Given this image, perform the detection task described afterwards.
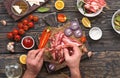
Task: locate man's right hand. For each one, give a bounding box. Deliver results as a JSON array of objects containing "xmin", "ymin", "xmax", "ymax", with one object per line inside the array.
[{"xmin": 63, "ymin": 38, "xmax": 82, "ymax": 78}]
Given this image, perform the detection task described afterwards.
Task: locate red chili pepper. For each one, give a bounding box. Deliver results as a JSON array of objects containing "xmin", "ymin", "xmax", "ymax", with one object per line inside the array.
[{"xmin": 38, "ymin": 28, "xmax": 51, "ymax": 49}]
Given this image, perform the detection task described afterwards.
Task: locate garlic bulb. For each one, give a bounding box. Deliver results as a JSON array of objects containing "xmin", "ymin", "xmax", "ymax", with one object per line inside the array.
[
  {"xmin": 0, "ymin": 20, "xmax": 7, "ymax": 26},
  {"xmin": 7, "ymin": 42, "xmax": 15, "ymax": 52}
]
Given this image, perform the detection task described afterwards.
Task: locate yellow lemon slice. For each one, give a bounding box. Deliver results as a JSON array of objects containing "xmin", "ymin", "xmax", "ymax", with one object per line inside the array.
[
  {"xmin": 19, "ymin": 54, "xmax": 27, "ymax": 64},
  {"xmin": 55, "ymin": 0, "xmax": 65, "ymax": 10},
  {"xmin": 82, "ymin": 17, "xmax": 91, "ymax": 28}
]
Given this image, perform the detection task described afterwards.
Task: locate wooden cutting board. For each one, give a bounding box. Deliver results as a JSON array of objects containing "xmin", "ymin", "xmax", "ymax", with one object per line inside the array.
[
  {"xmin": 42, "ymin": 20, "xmax": 92, "ymax": 73},
  {"xmin": 4, "ymin": 0, "xmax": 49, "ymax": 21}
]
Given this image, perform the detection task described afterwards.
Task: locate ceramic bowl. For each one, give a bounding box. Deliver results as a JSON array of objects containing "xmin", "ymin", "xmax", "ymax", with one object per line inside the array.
[
  {"xmin": 77, "ymin": 0, "xmax": 103, "ymax": 17},
  {"xmin": 111, "ymin": 9, "xmax": 120, "ymax": 34},
  {"xmin": 89, "ymin": 27, "xmax": 102, "ymax": 40},
  {"xmin": 21, "ymin": 36, "xmax": 35, "ymax": 49}
]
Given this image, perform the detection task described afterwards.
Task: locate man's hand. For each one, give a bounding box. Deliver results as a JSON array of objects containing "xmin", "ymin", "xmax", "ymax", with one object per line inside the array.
[
  {"xmin": 63, "ymin": 39, "xmax": 82, "ymax": 78},
  {"xmin": 23, "ymin": 49, "xmax": 44, "ymax": 78}
]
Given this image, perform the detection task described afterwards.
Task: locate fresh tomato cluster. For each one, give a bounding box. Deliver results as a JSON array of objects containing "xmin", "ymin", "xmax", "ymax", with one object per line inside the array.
[{"xmin": 7, "ymin": 15, "xmax": 39, "ymax": 41}]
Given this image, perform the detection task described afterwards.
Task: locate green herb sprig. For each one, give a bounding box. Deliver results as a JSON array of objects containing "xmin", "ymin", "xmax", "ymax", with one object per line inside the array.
[{"xmin": 37, "ymin": 7, "xmax": 50, "ymax": 13}]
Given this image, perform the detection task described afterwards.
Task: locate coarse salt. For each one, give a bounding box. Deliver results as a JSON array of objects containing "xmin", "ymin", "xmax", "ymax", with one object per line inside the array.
[{"xmin": 89, "ymin": 27, "xmax": 102, "ymax": 40}]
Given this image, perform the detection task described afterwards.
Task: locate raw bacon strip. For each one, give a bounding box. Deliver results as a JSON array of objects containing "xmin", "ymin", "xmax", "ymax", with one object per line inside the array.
[
  {"xmin": 52, "ymin": 52, "xmax": 56, "ymax": 60},
  {"xmin": 84, "ymin": 0, "xmax": 106, "ymax": 13},
  {"xmin": 63, "ymin": 36, "xmax": 82, "ymax": 47},
  {"xmin": 98, "ymin": 0, "xmax": 106, "ymax": 7},
  {"xmin": 59, "ymin": 57, "xmax": 65, "ymax": 64},
  {"xmin": 48, "ymin": 32, "xmax": 82, "ymax": 63},
  {"xmin": 60, "ymin": 48, "xmax": 64, "ymax": 58}
]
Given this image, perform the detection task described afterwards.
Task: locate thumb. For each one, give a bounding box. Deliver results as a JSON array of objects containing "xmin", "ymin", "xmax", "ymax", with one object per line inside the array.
[{"xmin": 63, "ymin": 48, "xmax": 70, "ymax": 60}]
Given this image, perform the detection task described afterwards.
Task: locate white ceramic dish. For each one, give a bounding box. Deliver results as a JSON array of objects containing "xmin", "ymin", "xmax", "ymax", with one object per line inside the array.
[
  {"xmin": 77, "ymin": 0, "xmax": 103, "ymax": 17},
  {"xmin": 111, "ymin": 9, "xmax": 120, "ymax": 34},
  {"xmin": 21, "ymin": 36, "xmax": 35, "ymax": 49},
  {"xmin": 89, "ymin": 27, "xmax": 102, "ymax": 40}
]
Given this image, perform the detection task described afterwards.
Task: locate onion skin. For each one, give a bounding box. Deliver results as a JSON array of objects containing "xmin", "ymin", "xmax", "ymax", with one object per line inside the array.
[{"xmin": 64, "ymin": 28, "xmax": 73, "ymax": 37}]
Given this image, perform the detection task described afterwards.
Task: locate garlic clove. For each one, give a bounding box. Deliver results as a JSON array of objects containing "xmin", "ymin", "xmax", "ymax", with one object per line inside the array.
[
  {"xmin": 87, "ymin": 51, "xmax": 93, "ymax": 57},
  {"xmin": 0, "ymin": 20, "xmax": 7, "ymax": 26},
  {"xmin": 7, "ymin": 42, "xmax": 15, "ymax": 52}
]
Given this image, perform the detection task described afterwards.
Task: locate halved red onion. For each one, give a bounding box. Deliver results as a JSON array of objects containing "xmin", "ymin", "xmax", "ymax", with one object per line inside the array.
[
  {"xmin": 64, "ymin": 28, "xmax": 73, "ymax": 37},
  {"xmin": 70, "ymin": 21, "xmax": 79, "ymax": 30},
  {"xmin": 48, "ymin": 63, "xmax": 55, "ymax": 71},
  {"xmin": 74, "ymin": 29, "xmax": 82, "ymax": 38}
]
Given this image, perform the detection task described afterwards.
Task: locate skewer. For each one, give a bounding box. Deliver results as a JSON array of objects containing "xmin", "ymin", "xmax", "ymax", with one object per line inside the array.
[{"xmin": 105, "ymin": 5, "xmax": 110, "ymax": 10}]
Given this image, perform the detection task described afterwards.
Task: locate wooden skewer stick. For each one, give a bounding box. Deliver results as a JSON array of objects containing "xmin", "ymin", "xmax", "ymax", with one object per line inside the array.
[
  {"xmin": 102, "ymin": 11, "xmax": 106, "ymax": 13},
  {"xmin": 105, "ymin": 5, "xmax": 110, "ymax": 10}
]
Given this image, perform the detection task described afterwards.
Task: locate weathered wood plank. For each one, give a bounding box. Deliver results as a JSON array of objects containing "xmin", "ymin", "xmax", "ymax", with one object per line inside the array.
[
  {"xmin": 0, "ymin": 2, "xmax": 120, "ymax": 53},
  {"xmin": 1, "ymin": 29, "xmax": 120, "ymax": 53},
  {"xmin": 0, "ymin": 11, "xmax": 117, "ymax": 32},
  {"xmin": 0, "ymin": 52, "xmax": 120, "ymax": 78},
  {"xmin": 0, "ymin": 29, "xmax": 120, "ymax": 53},
  {"xmin": 0, "ymin": 0, "xmax": 120, "ymax": 78}
]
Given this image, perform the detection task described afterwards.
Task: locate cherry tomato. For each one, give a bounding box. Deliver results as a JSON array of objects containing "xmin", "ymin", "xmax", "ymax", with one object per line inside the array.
[
  {"xmin": 23, "ymin": 25, "xmax": 29, "ymax": 31},
  {"xmin": 57, "ymin": 14, "xmax": 67, "ymax": 23},
  {"xmin": 28, "ymin": 22, "xmax": 34, "ymax": 28},
  {"xmin": 28, "ymin": 15, "xmax": 34, "ymax": 21},
  {"xmin": 33, "ymin": 16, "xmax": 39, "ymax": 22},
  {"xmin": 22, "ymin": 19, "xmax": 28, "ymax": 25},
  {"xmin": 17, "ymin": 22, "xmax": 23, "ymax": 29},
  {"xmin": 80, "ymin": 36, "xmax": 87, "ymax": 43},
  {"xmin": 19, "ymin": 29, "xmax": 25, "ymax": 35},
  {"xmin": 14, "ymin": 35, "xmax": 21, "ymax": 42},
  {"xmin": 7, "ymin": 32, "xmax": 13, "ymax": 39},
  {"xmin": 12, "ymin": 29, "xmax": 19, "ymax": 35}
]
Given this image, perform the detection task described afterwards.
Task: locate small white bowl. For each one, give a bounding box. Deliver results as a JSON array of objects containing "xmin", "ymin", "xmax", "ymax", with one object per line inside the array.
[
  {"xmin": 21, "ymin": 36, "xmax": 35, "ymax": 49},
  {"xmin": 77, "ymin": 0, "xmax": 103, "ymax": 17},
  {"xmin": 112, "ymin": 9, "xmax": 120, "ymax": 34},
  {"xmin": 89, "ymin": 27, "xmax": 102, "ymax": 40}
]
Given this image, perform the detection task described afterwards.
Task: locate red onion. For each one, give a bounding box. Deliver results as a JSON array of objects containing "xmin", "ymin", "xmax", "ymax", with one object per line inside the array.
[
  {"xmin": 64, "ymin": 28, "xmax": 73, "ymax": 37},
  {"xmin": 70, "ymin": 21, "xmax": 79, "ymax": 30},
  {"xmin": 48, "ymin": 63, "xmax": 55, "ymax": 71},
  {"xmin": 74, "ymin": 29, "xmax": 82, "ymax": 38}
]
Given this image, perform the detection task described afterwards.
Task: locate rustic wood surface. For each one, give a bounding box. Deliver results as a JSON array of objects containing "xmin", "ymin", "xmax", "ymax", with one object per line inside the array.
[{"xmin": 0, "ymin": 0, "xmax": 120, "ymax": 78}]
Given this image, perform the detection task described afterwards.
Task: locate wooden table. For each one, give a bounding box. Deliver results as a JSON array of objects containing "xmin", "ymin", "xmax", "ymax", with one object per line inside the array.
[{"xmin": 0, "ymin": 0, "xmax": 120, "ymax": 78}]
